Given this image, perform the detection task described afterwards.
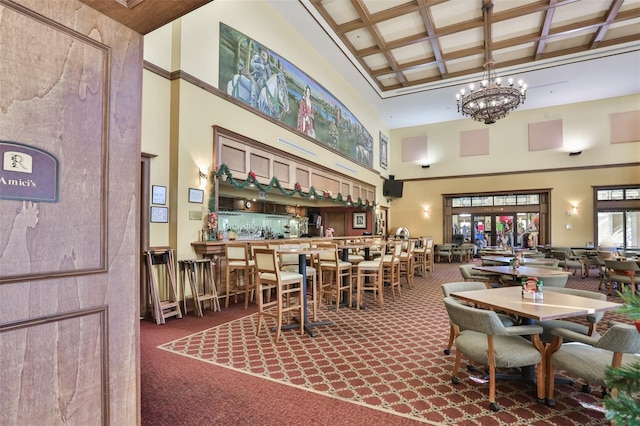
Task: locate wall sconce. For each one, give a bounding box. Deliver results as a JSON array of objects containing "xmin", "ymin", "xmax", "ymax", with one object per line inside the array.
[
  {"xmin": 423, "ymin": 207, "xmax": 430, "ymax": 216},
  {"xmin": 566, "ymin": 203, "xmax": 578, "ymax": 216},
  {"xmin": 199, "ymin": 168, "xmax": 208, "ymax": 189}
]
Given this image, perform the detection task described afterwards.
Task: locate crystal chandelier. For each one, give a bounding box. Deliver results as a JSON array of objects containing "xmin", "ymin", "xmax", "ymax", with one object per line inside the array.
[{"xmin": 456, "ymin": 2, "xmax": 527, "ymax": 124}]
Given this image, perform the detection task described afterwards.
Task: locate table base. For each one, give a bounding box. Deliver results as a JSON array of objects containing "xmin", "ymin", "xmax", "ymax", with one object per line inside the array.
[{"xmin": 273, "ymin": 318, "xmax": 334, "ymax": 338}]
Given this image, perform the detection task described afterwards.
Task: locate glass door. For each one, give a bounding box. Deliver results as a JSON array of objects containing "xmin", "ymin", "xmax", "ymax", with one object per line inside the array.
[{"xmin": 472, "ymin": 215, "xmax": 492, "ymax": 249}]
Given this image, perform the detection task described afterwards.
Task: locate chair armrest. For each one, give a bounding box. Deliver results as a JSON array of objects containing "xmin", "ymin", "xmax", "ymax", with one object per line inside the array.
[
  {"xmin": 551, "ymin": 327, "xmax": 599, "ymax": 345},
  {"xmin": 505, "ymin": 325, "xmax": 543, "ymax": 336}
]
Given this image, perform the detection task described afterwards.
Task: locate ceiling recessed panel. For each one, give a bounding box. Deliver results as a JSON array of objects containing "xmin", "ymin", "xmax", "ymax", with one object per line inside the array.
[
  {"xmin": 545, "ymin": 32, "xmax": 597, "ymax": 53},
  {"xmin": 345, "ymin": 27, "xmax": 377, "ymax": 50},
  {"xmin": 321, "ymin": 0, "xmax": 359, "ymax": 25},
  {"xmin": 391, "ymin": 41, "xmax": 433, "ymax": 64},
  {"xmin": 361, "ymin": 0, "xmax": 410, "ymax": 15},
  {"xmin": 551, "ymin": 1, "xmax": 610, "ymax": 27},
  {"xmin": 375, "ymin": 11, "xmax": 425, "ymax": 44},
  {"xmin": 429, "ymin": 1, "xmax": 480, "ymax": 28},
  {"xmin": 362, "ymin": 52, "xmax": 391, "ymax": 70},
  {"xmin": 493, "ymin": 14, "xmax": 542, "ymax": 42},
  {"xmin": 439, "ymin": 27, "xmax": 483, "ymax": 53}
]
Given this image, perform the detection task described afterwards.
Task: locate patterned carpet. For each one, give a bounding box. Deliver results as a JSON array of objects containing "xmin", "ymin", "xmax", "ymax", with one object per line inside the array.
[{"xmin": 158, "ymin": 261, "xmax": 626, "ymax": 425}]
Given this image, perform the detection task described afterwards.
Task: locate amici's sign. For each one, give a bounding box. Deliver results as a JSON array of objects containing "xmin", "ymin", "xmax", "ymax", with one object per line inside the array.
[{"xmin": 0, "ymin": 141, "xmax": 59, "ymax": 202}]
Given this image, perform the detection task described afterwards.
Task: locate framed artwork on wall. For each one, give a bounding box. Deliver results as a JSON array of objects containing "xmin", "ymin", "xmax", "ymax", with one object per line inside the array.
[
  {"xmin": 379, "ymin": 132, "xmax": 388, "ymax": 170},
  {"xmin": 150, "ymin": 206, "xmax": 168, "ymax": 223},
  {"xmin": 188, "ymin": 188, "xmax": 204, "ymax": 204},
  {"xmin": 353, "ymin": 212, "xmax": 366, "ymax": 229},
  {"xmin": 152, "ymin": 185, "xmax": 166, "ymax": 205}
]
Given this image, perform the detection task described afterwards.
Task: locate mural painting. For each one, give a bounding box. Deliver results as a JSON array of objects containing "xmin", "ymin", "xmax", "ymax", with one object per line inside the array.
[{"xmin": 219, "ymin": 23, "xmax": 374, "ymax": 169}]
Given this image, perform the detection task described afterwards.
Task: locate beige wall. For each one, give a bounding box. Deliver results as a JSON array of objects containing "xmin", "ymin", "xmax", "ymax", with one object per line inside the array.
[
  {"xmin": 387, "ymin": 94, "xmax": 640, "ymax": 245},
  {"xmin": 389, "ymin": 95, "xmax": 640, "ymax": 179},
  {"xmin": 389, "ymin": 165, "xmax": 639, "ymax": 246}
]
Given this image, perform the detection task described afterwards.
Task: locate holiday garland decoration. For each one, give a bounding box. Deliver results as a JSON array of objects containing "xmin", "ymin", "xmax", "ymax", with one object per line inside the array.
[{"xmin": 207, "ymin": 163, "xmax": 376, "ymax": 212}]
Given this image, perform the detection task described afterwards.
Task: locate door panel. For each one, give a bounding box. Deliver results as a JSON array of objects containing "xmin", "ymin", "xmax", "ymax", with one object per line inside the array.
[{"xmin": 0, "ymin": 1, "xmax": 142, "ymax": 424}]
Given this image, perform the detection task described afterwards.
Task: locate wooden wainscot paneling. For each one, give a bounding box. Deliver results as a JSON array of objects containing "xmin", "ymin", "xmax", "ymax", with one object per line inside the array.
[
  {"xmin": 249, "ymin": 149, "xmax": 270, "ymax": 181},
  {"xmin": 296, "ymin": 167, "xmax": 310, "ymax": 191},
  {"xmin": 311, "ymin": 172, "xmax": 341, "ymax": 195},
  {"xmin": 273, "ymin": 159, "xmax": 291, "ymax": 187},
  {"xmin": 213, "ymin": 126, "xmax": 376, "ymax": 202},
  {"xmin": 219, "ymin": 136, "xmax": 247, "ymax": 176},
  {"xmin": 341, "ymin": 182, "xmax": 350, "ymax": 197}
]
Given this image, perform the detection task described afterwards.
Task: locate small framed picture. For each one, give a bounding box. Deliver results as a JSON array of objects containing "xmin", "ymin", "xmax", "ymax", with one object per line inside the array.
[
  {"xmin": 150, "ymin": 206, "xmax": 168, "ymax": 223},
  {"xmin": 151, "ymin": 185, "xmax": 166, "ymax": 205},
  {"xmin": 188, "ymin": 188, "xmax": 204, "ymax": 204},
  {"xmin": 353, "ymin": 212, "xmax": 366, "ymax": 229},
  {"xmin": 379, "ymin": 132, "xmax": 388, "ymax": 170}
]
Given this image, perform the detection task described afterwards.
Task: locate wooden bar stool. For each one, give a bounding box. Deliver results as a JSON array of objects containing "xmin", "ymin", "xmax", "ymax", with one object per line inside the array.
[
  {"xmin": 144, "ymin": 248, "xmax": 182, "ymax": 324},
  {"xmin": 253, "ymin": 248, "xmax": 304, "ymax": 341},
  {"xmin": 179, "ymin": 259, "xmax": 220, "ymax": 316},
  {"xmin": 225, "ymin": 243, "xmax": 256, "ymax": 309}
]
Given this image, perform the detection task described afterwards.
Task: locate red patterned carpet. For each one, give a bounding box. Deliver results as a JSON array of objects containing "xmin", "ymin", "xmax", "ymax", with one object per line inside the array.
[{"xmin": 142, "ymin": 260, "xmax": 626, "ymax": 425}]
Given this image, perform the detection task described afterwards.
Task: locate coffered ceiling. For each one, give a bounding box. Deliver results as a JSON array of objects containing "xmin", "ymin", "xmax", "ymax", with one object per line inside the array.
[
  {"xmin": 307, "ymin": 0, "xmax": 640, "ymax": 94},
  {"xmin": 272, "ymin": 0, "xmax": 640, "ymax": 127}
]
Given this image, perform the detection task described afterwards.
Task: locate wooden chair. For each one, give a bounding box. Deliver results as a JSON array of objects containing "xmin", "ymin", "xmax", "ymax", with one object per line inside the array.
[
  {"xmin": 399, "ymin": 239, "xmax": 416, "ymax": 289},
  {"xmin": 413, "ymin": 237, "xmax": 428, "ymax": 276},
  {"xmin": 355, "ymin": 255, "xmax": 385, "ymax": 310},
  {"xmin": 435, "ymin": 243, "xmax": 453, "ymax": 263},
  {"xmin": 253, "ymin": 248, "xmax": 304, "ymax": 341},
  {"xmin": 604, "ymin": 259, "xmax": 640, "ymax": 295},
  {"xmin": 278, "ymin": 244, "xmax": 320, "ymax": 321},
  {"xmin": 383, "ymin": 242, "xmax": 403, "ymax": 301},
  {"xmin": 225, "ymin": 243, "xmax": 256, "ymax": 308},
  {"xmin": 318, "ymin": 243, "xmax": 352, "ymax": 311},
  {"xmin": 443, "ymin": 296, "xmax": 545, "ymax": 412},
  {"xmin": 551, "ymin": 249, "xmax": 586, "ymax": 278},
  {"xmin": 545, "ymin": 323, "xmax": 640, "ymax": 407},
  {"xmin": 535, "ymin": 287, "xmax": 607, "ymax": 344}
]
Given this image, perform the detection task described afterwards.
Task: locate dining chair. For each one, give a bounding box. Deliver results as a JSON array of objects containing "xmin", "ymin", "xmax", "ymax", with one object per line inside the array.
[
  {"xmin": 443, "ymin": 296, "xmax": 545, "ymax": 412},
  {"xmin": 551, "ymin": 249, "xmax": 586, "ymax": 278},
  {"xmin": 458, "ymin": 264, "xmax": 501, "ymax": 287},
  {"xmin": 225, "ymin": 243, "xmax": 256, "ymax": 309},
  {"xmin": 603, "ymin": 259, "xmax": 640, "ymax": 295},
  {"xmin": 534, "ymin": 274, "xmax": 568, "ymax": 288},
  {"xmin": 435, "ymin": 243, "xmax": 453, "ymax": 263},
  {"xmin": 545, "ymin": 322, "xmax": 640, "ymax": 407},
  {"xmin": 441, "ymin": 282, "xmax": 517, "ymax": 355},
  {"xmin": 535, "ymin": 287, "xmax": 607, "ymax": 343},
  {"xmin": 253, "ymin": 248, "xmax": 304, "ymax": 341},
  {"xmin": 318, "ymin": 243, "xmax": 352, "ymax": 311}
]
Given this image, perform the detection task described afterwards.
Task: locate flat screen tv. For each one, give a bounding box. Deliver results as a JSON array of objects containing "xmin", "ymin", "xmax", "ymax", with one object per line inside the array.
[{"xmin": 383, "ymin": 179, "xmax": 404, "ymax": 198}]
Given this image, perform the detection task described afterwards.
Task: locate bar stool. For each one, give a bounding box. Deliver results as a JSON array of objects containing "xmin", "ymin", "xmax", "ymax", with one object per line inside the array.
[
  {"xmin": 253, "ymin": 248, "xmax": 304, "ymax": 341},
  {"xmin": 144, "ymin": 248, "xmax": 182, "ymax": 324},
  {"xmin": 355, "ymin": 256, "xmax": 384, "ymax": 310},
  {"xmin": 179, "ymin": 259, "xmax": 220, "ymax": 316},
  {"xmin": 278, "ymin": 244, "xmax": 320, "ymax": 321},
  {"xmin": 383, "ymin": 242, "xmax": 402, "ymax": 301},
  {"xmin": 225, "ymin": 243, "xmax": 256, "ymax": 308},
  {"xmin": 399, "ymin": 239, "xmax": 416, "ymax": 289},
  {"xmin": 318, "ymin": 243, "xmax": 352, "ymax": 311}
]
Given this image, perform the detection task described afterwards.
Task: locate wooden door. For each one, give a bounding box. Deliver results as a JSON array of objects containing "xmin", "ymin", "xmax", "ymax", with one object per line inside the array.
[
  {"xmin": 326, "ymin": 211, "xmax": 346, "ymax": 236},
  {"xmin": 0, "ymin": 1, "xmax": 142, "ymax": 424}
]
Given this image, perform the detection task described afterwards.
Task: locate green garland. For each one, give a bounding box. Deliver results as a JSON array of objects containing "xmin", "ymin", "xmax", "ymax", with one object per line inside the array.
[{"xmin": 208, "ymin": 163, "xmax": 376, "ymax": 212}]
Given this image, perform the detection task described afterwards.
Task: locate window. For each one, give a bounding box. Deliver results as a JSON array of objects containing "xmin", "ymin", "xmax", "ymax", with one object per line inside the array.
[{"xmin": 595, "ymin": 186, "xmax": 640, "ymax": 249}]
